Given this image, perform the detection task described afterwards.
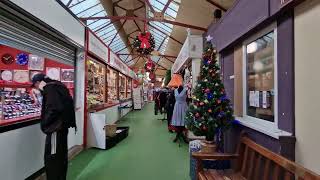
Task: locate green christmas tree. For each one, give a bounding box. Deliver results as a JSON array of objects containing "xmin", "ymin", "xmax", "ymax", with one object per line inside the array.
[{"xmin": 185, "ymin": 42, "xmax": 234, "ymax": 142}]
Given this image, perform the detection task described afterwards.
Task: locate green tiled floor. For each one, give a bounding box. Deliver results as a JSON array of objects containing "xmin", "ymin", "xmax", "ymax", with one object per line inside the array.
[{"xmin": 67, "ymin": 103, "xmax": 189, "ymax": 180}]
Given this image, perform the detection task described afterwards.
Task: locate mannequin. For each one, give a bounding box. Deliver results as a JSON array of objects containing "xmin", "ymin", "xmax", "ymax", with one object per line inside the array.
[{"xmin": 171, "ymin": 85, "xmax": 188, "ymax": 143}]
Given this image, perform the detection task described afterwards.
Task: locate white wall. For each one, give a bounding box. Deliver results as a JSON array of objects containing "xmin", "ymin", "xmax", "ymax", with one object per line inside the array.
[
  {"xmin": 9, "ymin": 0, "xmax": 85, "ymax": 46},
  {"xmin": 68, "ymin": 51, "xmax": 86, "ymax": 148},
  {"xmin": 295, "ymin": 0, "xmax": 320, "ymax": 174},
  {"xmin": 0, "ymin": 124, "xmax": 45, "ymax": 180}
]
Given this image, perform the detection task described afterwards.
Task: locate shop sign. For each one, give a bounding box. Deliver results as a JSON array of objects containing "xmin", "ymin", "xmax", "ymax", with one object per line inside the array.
[
  {"xmin": 109, "ymin": 51, "xmax": 137, "ymax": 79},
  {"xmin": 88, "ymin": 31, "xmax": 108, "ymax": 62}
]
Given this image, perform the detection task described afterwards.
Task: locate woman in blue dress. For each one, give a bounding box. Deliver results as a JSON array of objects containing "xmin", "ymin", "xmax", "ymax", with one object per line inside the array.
[{"xmin": 171, "ymin": 85, "xmax": 188, "ymax": 143}]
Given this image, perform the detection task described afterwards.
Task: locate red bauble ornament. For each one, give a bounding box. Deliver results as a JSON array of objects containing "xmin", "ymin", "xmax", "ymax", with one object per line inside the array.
[
  {"xmin": 205, "ymin": 88, "xmax": 210, "ymax": 93},
  {"xmin": 199, "ymin": 102, "xmax": 204, "ymax": 106},
  {"xmin": 217, "ymin": 100, "xmax": 221, "ymax": 104},
  {"xmin": 208, "ymin": 109, "xmax": 212, "ymax": 113},
  {"xmin": 202, "ymin": 125, "xmax": 207, "ymax": 131}
]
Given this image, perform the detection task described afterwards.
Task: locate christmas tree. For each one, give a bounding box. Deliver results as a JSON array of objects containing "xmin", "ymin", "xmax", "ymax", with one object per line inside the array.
[{"xmin": 185, "ymin": 42, "xmax": 234, "ymax": 142}]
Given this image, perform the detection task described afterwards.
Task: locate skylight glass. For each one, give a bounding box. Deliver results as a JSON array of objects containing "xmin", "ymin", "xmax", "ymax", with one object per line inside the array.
[
  {"xmin": 59, "ymin": 0, "xmax": 130, "ymax": 63},
  {"xmin": 149, "ymin": 0, "xmax": 180, "ymax": 54}
]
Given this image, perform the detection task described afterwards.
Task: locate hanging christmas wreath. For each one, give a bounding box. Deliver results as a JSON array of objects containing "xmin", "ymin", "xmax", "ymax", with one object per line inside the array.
[
  {"xmin": 133, "ymin": 31, "xmax": 155, "ymax": 55},
  {"xmin": 144, "ymin": 58, "xmax": 155, "ymax": 72}
]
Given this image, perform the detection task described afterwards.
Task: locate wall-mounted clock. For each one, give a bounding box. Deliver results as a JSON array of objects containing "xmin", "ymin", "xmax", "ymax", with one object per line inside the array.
[
  {"xmin": 1, "ymin": 70, "xmax": 13, "ymax": 81},
  {"xmin": 46, "ymin": 67, "xmax": 60, "ymax": 81},
  {"xmin": 16, "ymin": 53, "xmax": 29, "ymax": 65},
  {"xmin": 1, "ymin": 54, "xmax": 14, "ymax": 65}
]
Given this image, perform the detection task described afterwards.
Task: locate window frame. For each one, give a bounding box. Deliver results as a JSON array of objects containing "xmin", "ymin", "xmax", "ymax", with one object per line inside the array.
[{"xmin": 242, "ymin": 23, "xmax": 279, "ymax": 131}]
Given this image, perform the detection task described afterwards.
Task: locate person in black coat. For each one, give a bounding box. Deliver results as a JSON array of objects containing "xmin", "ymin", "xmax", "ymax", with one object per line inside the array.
[
  {"xmin": 165, "ymin": 88, "xmax": 175, "ymax": 132},
  {"xmin": 32, "ymin": 73, "xmax": 76, "ymax": 180}
]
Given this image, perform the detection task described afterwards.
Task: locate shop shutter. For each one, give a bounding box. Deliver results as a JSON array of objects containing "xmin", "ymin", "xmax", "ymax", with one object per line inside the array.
[{"xmin": 0, "ymin": 4, "xmax": 76, "ymax": 66}]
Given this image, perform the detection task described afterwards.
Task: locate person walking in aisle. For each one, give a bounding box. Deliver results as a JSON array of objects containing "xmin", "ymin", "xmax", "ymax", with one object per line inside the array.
[
  {"xmin": 31, "ymin": 73, "xmax": 77, "ymax": 180},
  {"xmin": 171, "ymin": 85, "xmax": 188, "ymax": 143}
]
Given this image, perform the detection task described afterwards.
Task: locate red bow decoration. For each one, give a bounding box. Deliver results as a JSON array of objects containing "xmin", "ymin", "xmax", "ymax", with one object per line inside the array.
[{"xmin": 138, "ymin": 32, "xmax": 151, "ymax": 49}]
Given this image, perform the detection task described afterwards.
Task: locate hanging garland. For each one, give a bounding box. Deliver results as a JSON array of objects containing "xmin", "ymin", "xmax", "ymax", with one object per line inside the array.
[
  {"xmin": 133, "ymin": 31, "xmax": 155, "ymax": 55},
  {"xmin": 144, "ymin": 58, "xmax": 155, "ymax": 72}
]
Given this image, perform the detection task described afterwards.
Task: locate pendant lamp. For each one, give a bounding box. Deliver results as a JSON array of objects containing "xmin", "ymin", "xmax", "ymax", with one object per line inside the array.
[{"xmin": 167, "ymin": 73, "xmax": 183, "ymax": 88}]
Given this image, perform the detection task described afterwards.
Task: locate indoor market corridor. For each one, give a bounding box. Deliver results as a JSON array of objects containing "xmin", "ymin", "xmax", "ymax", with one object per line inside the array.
[{"xmin": 67, "ymin": 103, "xmax": 189, "ymax": 180}]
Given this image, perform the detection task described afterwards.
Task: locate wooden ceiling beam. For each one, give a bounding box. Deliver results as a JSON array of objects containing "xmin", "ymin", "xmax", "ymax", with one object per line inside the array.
[
  {"xmin": 148, "ymin": 23, "xmax": 183, "ymax": 45},
  {"xmin": 80, "ymin": 16, "xmax": 207, "ymax": 31},
  {"xmin": 206, "ymin": 0, "xmax": 227, "ymax": 12}
]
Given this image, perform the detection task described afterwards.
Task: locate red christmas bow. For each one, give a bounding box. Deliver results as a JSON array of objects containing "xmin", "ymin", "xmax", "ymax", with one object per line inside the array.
[{"xmin": 138, "ymin": 32, "xmax": 151, "ymax": 49}]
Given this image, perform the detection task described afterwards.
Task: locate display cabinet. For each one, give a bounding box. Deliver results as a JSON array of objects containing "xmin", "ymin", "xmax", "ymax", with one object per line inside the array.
[
  {"xmin": 119, "ymin": 73, "xmax": 126, "ymax": 100},
  {"xmin": 87, "ymin": 59, "xmax": 106, "ymax": 108},
  {"xmin": 107, "ymin": 66, "xmax": 118, "ymax": 103},
  {"xmin": 0, "ymin": 87, "xmax": 41, "ymax": 121},
  {"xmin": 127, "ymin": 78, "xmax": 132, "ymax": 99}
]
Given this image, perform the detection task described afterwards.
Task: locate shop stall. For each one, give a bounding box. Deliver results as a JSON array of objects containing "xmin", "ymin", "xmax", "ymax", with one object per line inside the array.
[
  {"xmin": 85, "ymin": 30, "xmax": 137, "ymax": 149},
  {"xmin": 0, "ymin": 0, "xmax": 85, "ymax": 179},
  {"xmin": 206, "ymin": 0, "xmax": 298, "ymax": 162},
  {"xmin": 171, "ymin": 33, "xmax": 203, "ymax": 89}
]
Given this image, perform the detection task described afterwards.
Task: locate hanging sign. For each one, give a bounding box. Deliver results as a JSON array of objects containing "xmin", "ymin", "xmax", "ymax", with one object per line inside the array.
[{"xmin": 88, "ymin": 31, "xmax": 108, "ymax": 62}]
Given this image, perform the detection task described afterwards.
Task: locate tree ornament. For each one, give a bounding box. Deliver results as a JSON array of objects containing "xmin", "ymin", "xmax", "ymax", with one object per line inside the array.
[
  {"xmin": 199, "ymin": 102, "xmax": 204, "ymax": 106},
  {"xmin": 195, "ymin": 113, "xmax": 200, "ymax": 118},
  {"xmin": 207, "ymin": 93, "xmax": 213, "ymax": 100},
  {"xmin": 205, "ymin": 88, "xmax": 210, "ymax": 93},
  {"xmin": 208, "ymin": 109, "xmax": 212, "ymax": 113}
]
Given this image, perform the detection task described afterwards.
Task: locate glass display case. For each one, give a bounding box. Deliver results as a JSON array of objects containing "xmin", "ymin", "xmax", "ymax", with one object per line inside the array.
[
  {"xmin": 87, "ymin": 59, "xmax": 106, "ymax": 108},
  {"xmin": 107, "ymin": 66, "xmax": 118, "ymax": 103},
  {"xmin": 0, "ymin": 88, "xmax": 41, "ymax": 121},
  {"xmin": 119, "ymin": 73, "xmax": 126, "ymax": 100},
  {"xmin": 127, "ymin": 78, "xmax": 132, "ymax": 99}
]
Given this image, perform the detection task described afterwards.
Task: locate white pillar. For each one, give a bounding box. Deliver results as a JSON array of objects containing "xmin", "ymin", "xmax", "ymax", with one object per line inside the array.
[{"xmin": 192, "ymin": 58, "xmax": 201, "ymax": 89}]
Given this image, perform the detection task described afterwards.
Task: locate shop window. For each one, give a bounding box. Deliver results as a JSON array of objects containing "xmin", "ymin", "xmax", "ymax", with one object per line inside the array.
[
  {"xmin": 243, "ymin": 30, "xmax": 277, "ymax": 125},
  {"xmin": 127, "ymin": 78, "xmax": 132, "ymax": 99},
  {"xmin": 119, "ymin": 73, "xmax": 126, "ymax": 100},
  {"xmin": 107, "ymin": 66, "xmax": 118, "ymax": 103},
  {"xmin": 87, "ymin": 59, "xmax": 106, "ymax": 108}
]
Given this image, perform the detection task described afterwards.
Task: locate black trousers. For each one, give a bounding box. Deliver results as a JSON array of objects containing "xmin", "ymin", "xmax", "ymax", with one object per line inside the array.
[{"xmin": 44, "ymin": 129, "xmax": 68, "ymax": 180}]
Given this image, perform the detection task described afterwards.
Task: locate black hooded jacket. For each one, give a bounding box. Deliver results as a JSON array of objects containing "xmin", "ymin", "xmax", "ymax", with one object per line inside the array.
[{"xmin": 41, "ymin": 81, "xmax": 76, "ymax": 134}]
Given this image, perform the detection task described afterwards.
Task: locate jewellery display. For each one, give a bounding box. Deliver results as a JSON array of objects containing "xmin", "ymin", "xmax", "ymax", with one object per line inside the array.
[
  {"xmin": 1, "ymin": 70, "xmax": 13, "ymax": 81},
  {"xmin": 13, "ymin": 70, "xmax": 29, "ymax": 83},
  {"xmin": 0, "ymin": 88, "xmax": 41, "ymax": 120},
  {"xmin": 16, "ymin": 53, "xmax": 29, "ymax": 65},
  {"xmin": 1, "ymin": 53, "xmax": 14, "ymax": 65},
  {"xmin": 28, "ymin": 54, "xmax": 44, "ymax": 70},
  {"xmin": 46, "ymin": 67, "xmax": 61, "ymax": 81}
]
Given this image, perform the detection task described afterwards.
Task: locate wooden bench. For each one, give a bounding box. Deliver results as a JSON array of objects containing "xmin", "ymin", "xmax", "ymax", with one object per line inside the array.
[{"xmin": 192, "ymin": 134, "xmax": 320, "ymax": 180}]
